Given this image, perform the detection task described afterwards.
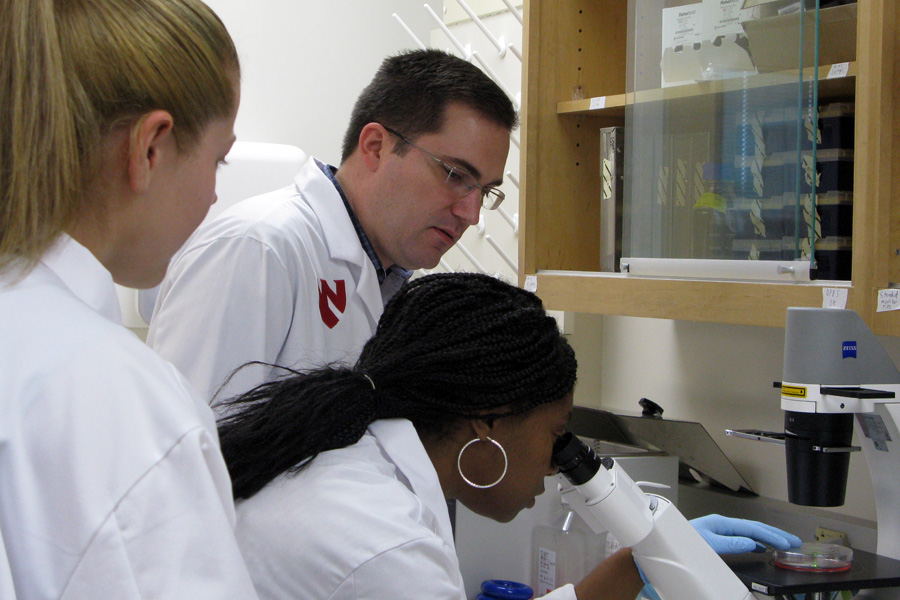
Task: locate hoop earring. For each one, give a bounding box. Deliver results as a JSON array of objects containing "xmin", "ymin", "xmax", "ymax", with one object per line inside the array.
[{"xmin": 457, "ymin": 437, "xmax": 508, "ymax": 489}]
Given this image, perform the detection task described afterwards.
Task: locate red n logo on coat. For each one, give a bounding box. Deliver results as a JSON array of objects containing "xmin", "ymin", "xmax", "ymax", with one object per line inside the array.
[{"xmin": 318, "ymin": 279, "xmax": 347, "ymax": 329}]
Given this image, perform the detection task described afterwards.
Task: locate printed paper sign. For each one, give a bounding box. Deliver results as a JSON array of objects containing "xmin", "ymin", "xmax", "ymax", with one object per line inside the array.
[
  {"xmin": 703, "ymin": 0, "xmax": 752, "ymax": 38},
  {"xmin": 663, "ymin": 5, "xmax": 703, "ymax": 47}
]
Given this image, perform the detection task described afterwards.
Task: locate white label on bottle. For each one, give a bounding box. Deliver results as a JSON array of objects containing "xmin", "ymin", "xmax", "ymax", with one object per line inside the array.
[
  {"xmin": 827, "ymin": 62, "xmax": 850, "ymax": 79},
  {"xmin": 537, "ymin": 547, "xmax": 557, "ymax": 594},
  {"xmin": 589, "ymin": 96, "xmax": 606, "ymax": 110},
  {"xmin": 822, "ymin": 288, "xmax": 848, "ymax": 309},
  {"xmin": 525, "ymin": 275, "xmax": 538, "ymax": 293},
  {"xmin": 878, "ymin": 289, "xmax": 900, "ymax": 313}
]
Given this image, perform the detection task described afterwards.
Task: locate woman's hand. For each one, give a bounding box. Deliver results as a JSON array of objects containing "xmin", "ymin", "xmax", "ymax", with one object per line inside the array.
[{"xmin": 690, "ymin": 514, "xmax": 803, "ymax": 554}]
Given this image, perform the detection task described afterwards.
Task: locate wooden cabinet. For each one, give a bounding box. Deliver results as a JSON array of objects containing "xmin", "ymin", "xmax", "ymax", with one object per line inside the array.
[{"xmin": 518, "ymin": 1, "xmax": 900, "ymax": 334}]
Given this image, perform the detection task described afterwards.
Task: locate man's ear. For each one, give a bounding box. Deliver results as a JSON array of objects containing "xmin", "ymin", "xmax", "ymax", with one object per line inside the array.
[
  {"xmin": 357, "ymin": 122, "xmax": 392, "ymax": 172},
  {"xmin": 127, "ymin": 110, "xmax": 175, "ymax": 193}
]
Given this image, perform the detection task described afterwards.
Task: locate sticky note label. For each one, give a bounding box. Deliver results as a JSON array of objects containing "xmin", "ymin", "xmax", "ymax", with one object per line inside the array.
[
  {"xmin": 822, "ymin": 288, "xmax": 848, "ymax": 309},
  {"xmin": 858, "ymin": 413, "xmax": 892, "ymax": 452},
  {"xmin": 878, "ymin": 289, "xmax": 900, "ymax": 312},
  {"xmin": 827, "ymin": 62, "xmax": 850, "ymax": 79}
]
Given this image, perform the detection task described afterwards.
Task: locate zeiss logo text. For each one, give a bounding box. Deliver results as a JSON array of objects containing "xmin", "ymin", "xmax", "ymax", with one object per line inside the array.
[{"xmin": 842, "ymin": 341, "xmax": 857, "ymax": 359}]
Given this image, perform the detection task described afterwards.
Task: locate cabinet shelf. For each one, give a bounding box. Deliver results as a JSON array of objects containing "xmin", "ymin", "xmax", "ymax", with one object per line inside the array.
[
  {"xmin": 556, "ymin": 63, "xmax": 857, "ymax": 118},
  {"xmin": 528, "ymin": 271, "xmax": 842, "ymax": 328},
  {"xmin": 520, "ymin": 1, "xmax": 898, "ymax": 334}
]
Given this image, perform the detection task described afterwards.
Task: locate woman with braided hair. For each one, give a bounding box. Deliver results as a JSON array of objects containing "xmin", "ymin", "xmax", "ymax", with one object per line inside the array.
[{"xmin": 220, "ymin": 273, "xmax": 800, "ymax": 600}]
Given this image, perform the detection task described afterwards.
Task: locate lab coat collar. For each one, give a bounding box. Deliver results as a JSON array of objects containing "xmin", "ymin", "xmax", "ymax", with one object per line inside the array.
[
  {"xmin": 41, "ymin": 234, "xmax": 123, "ymax": 324},
  {"xmin": 294, "ymin": 157, "xmax": 382, "ymax": 319},
  {"xmin": 368, "ymin": 419, "xmax": 456, "ymax": 552}
]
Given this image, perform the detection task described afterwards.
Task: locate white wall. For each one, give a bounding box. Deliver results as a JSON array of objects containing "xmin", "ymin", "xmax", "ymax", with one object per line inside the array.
[{"xmin": 206, "ymin": 0, "xmax": 443, "ymax": 161}]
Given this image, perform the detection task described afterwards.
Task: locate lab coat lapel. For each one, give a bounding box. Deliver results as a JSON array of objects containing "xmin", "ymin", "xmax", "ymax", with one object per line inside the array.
[
  {"xmin": 295, "ymin": 159, "xmax": 382, "ymax": 323},
  {"xmin": 40, "ymin": 235, "xmax": 123, "ymax": 324},
  {"xmin": 369, "ymin": 419, "xmax": 456, "ymax": 552}
]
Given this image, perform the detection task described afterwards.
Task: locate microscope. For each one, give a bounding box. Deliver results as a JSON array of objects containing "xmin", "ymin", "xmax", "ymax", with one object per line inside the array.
[
  {"xmin": 553, "ymin": 432, "xmax": 759, "ymax": 600},
  {"xmin": 554, "ymin": 308, "xmax": 900, "ymax": 599},
  {"xmin": 777, "ymin": 308, "xmax": 900, "ymax": 523},
  {"xmin": 728, "ymin": 307, "xmax": 900, "ymax": 598}
]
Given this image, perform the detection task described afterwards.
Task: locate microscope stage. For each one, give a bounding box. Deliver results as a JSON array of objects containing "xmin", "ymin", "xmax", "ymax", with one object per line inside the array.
[{"xmin": 724, "ymin": 548, "xmax": 900, "ymax": 596}]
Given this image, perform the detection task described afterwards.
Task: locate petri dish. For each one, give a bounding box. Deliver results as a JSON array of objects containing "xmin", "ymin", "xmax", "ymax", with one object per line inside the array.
[{"xmin": 774, "ymin": 543, "xmax": 853, "ymax": 573}]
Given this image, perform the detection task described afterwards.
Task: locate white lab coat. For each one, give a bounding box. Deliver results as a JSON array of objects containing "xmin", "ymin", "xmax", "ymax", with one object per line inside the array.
[
  {"xmin": 0, "ymin": 526, "xmax": 16, "ymax": 600},
  {"xmin": 0, "ymin": 236, "xmax": 258, "ymax": 600},
  {"xmin": 234, "ymin": 418, "xmax": 577, "ymax": 600},
  {"xmin": 148, "ymin": 157, "xmax": 383, "ymax": 405}
]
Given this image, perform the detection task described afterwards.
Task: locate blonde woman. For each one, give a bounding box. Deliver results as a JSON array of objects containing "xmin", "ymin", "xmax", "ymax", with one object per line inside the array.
[{"xmin": 0, "ymin": 0, "xmax": 255, "ymax": 598}]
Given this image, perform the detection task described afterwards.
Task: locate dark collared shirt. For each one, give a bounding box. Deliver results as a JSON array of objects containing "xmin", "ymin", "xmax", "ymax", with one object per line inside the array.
[{"xmin": 317, "ymin": 160, "xmax": 412, "ymax": 305}]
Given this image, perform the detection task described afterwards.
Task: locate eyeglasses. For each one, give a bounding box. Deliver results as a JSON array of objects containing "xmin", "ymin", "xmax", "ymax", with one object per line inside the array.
[{"xmin": 382, "ymin": 125, "xmax": 505, "ymax": 210}]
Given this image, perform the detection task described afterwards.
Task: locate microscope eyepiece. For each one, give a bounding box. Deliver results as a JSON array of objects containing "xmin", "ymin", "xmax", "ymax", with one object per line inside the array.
[{"xmin": 552, "ymin": 432, "xmax": 606, "ymax": 485}]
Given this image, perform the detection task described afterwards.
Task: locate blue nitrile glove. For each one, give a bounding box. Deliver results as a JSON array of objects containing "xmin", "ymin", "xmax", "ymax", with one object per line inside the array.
[
  {"xmin": 638, "ymin": 583, "xmax": 662, "ymax": 600},
  {"xmin": 690, "ymin": 514, "xmax": 803, "ymax": 554}
]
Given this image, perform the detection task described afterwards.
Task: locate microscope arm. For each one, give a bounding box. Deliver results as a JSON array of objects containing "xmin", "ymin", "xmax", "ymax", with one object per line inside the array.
[{"xmin": 557, "ymin": 458, "xmax": 756, "ymax": 600}]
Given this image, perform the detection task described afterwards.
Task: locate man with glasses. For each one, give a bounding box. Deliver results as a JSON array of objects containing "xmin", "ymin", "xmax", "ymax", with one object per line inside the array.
[{"xmin": 147, "ymin": 49, "xmax": 518, "ymax": 405}]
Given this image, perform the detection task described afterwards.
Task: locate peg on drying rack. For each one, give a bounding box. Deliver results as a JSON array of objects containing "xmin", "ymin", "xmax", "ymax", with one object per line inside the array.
[
  {"xmin": 500, "ymin": 0, "xmax": 523, "ymax": 25},
  {"xmin": 425, "ymin": 4, "xmax": 473, "ymax": 60},
  {"xmin": 455, "ymin": 0, "xmax": 513, "ymax": 59},
  {"xmin": 455, "ymin": 242, "xmax": 489, "ymax": 274},
  {"xmin": 471, "ymin": 51, "xmax": 520, "ymax": 111},
  {"xmin": 497, "ymin": 172, "xmax": 519, "ymax": 234},
  {"xmin": 422, "ymin": 258, "xmax": 454, "ymax": 276},
  {"xmin": 480, "ymin": 209, "xmax": 517, "ymax": 237},
  {"xmin": 485, "ymin": 235, "xmax": 518, "ymax": 272},
  {"xmin": 391, "ymin": 13, "xmax": 426, "ymax": 49},
  {"xmin": 496, "ymin": 206, "xmax": 518, "ymax": 235}
]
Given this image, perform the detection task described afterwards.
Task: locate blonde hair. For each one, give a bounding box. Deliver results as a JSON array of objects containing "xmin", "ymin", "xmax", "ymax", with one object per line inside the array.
[{"xmin": 0, "ymin": 0, "xmax": 239, "ymax": 274}]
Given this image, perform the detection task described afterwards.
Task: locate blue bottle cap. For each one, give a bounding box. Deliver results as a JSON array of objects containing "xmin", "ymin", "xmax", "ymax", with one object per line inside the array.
[{"xmin": 478, "ymin": 579, "xmax": 534, "ymax": 600}]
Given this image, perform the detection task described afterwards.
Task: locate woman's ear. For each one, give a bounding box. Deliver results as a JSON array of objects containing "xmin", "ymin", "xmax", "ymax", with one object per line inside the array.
[
  {"xmin": 126, "ymin": 110, "xmax": 175, "ymax": 193},
  {"xmin": 468, "ymin": 418, "xmax": 494, "ymax": 442}
]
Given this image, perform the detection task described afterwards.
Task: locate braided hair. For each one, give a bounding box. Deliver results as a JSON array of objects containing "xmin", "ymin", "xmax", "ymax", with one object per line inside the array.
[{"xmin": 218, "ymin": 273, "xmax": 577, "ymax": 500}]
